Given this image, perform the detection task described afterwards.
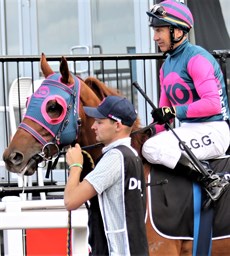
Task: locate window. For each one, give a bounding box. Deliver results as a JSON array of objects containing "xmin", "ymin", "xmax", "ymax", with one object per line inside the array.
[
  {"xmin": 91, "ymin": 0, "xmax": 135, "ymax": 54},
  {"xmin": 37, "ymin": 0, "xmax": 79, "ymax": 55}
]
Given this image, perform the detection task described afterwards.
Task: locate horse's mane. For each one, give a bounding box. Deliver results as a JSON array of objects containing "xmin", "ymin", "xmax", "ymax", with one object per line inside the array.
[
  {"xmin": 82, "ymin": 76, "xmax": 149, "ymax": 158},
  {"xmin": 84, "ymin": 76, "xmax": 121, "ymax": 98}
]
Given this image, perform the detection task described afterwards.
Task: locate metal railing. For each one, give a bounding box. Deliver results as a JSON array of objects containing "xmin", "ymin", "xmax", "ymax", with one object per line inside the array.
[{"xmin": 0, "ymin": 50, "xmax": 229, "ymax": 197}]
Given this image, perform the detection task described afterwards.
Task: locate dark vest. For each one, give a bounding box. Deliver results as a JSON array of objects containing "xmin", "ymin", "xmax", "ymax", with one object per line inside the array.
[{"xmin": 88, "ymin": 145, "xmax": 149, "ymax": 256}]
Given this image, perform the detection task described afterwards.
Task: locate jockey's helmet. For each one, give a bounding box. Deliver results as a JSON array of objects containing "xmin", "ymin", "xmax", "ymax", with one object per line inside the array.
[{"xmin": 147, "ymin": 0, "xmax": 194, "ymax": 33}]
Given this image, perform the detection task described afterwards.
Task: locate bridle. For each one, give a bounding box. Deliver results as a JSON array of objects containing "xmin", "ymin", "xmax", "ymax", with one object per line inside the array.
[{"xmin": 18, "ymin": 73, "xmax": 81, "ymax": 175}]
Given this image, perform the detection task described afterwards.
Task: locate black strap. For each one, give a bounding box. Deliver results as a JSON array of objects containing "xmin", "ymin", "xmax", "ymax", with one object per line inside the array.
[{"xmin": 87, "ymin": 153, "xmax": 109, "ymax": 256}]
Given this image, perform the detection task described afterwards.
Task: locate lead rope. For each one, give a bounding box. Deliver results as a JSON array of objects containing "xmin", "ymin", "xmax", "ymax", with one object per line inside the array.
[
  {"xmin": 66, "ymin": 150, "xmax": 95, "ymax": 256},
  {"xmin": 67, "ymin": 210, "xmax": 72, "ymax": 256}
]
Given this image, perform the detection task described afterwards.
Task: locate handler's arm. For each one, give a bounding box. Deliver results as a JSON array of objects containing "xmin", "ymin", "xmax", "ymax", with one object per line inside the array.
[{"xmin": 64, "ymin": 144, "xmax": 97, "ymax": 211}]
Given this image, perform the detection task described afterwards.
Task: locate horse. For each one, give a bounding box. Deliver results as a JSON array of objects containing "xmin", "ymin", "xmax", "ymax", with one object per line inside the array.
[{"xmin": 3, "ymin": 53, "xmax": 230, "ymax": 256}]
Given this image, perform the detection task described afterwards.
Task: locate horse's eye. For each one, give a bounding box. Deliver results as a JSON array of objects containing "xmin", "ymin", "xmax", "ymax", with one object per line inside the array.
[
  {"xmin": 47, "ymin": 102, "xmax": 57, "ymax": 112},
  {"xmin": 46, "ymin": 100, "xmax": 63, "ymax": 118}
]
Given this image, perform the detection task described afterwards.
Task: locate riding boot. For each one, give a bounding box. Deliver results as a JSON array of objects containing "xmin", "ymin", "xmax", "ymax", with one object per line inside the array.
[{"xmin": 175, "ymin": 153, "xmax": 229, "ymax": 205}]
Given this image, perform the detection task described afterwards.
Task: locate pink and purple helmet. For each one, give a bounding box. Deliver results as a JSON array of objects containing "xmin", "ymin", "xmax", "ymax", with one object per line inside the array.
[{"xmin": 147, "ymin": 0, "xmax": 194, "ymax": 32}]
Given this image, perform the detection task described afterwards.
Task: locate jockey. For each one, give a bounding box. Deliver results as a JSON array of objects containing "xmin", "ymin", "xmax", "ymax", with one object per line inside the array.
[{"xmin": 142, "ymin": 0, "xmax": 230, "ymax": 205}]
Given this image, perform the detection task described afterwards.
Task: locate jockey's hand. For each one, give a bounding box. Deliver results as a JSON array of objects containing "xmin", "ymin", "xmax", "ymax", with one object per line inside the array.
[{"xmin": 151, "ymin": 106, "xmax": 176, "ymax": 125}]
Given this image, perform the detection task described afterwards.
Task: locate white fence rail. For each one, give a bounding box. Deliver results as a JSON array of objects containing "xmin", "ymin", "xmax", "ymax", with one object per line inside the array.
[{"xmin": 0, "ymin": 196, "xmax": 88, "ymax": 256}]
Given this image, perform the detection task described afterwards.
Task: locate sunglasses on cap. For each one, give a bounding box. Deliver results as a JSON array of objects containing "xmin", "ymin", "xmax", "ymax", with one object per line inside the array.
[
  {"xmin": 150, "ymin": 4, "xmax": 167, "ymax": 17},
  {"xmin": 147, "ymin": 4, "xmax": 168, "ymax": 25}
]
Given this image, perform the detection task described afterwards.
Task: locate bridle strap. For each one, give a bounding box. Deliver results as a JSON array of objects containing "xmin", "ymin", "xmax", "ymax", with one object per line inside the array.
[
  {"xmin": 19, "ymin": 123, "xmax": 48, "ymax": 146},
  {"xmin": 55, "ymin": 90, "xmax": 76, "ymax": 144}
]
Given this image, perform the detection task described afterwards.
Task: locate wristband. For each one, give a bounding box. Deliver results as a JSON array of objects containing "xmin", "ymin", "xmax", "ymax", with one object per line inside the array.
[{"xmin": 68, "ymin": 163, "xmax": 83, "ymax": 170}]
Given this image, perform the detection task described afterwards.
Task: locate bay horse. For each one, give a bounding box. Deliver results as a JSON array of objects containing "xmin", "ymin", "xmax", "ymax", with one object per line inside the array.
[{"xmin": 3, "ymin": 53, "xmax": 230, "ymax": 256}]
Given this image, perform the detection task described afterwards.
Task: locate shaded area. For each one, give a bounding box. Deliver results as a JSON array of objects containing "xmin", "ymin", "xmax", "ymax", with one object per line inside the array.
[{"xmin": 188, "ymin": 0, "xmax": 230, "ymax": 51}]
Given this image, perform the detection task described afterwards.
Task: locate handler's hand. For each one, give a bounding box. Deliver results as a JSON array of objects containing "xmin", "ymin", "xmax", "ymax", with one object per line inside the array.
[
  {"xmin": 151, "ymin": 106, "xmax": 176, "ymax": 125},
  {"xmin": 66, "ymin": 144, "xmax": 83, "ymax": 166}
]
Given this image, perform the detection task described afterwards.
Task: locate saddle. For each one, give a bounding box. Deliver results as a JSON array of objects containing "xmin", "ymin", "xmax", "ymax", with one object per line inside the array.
[{"xmin": 148, "ymin": 156, "xmax": 230, "ymax": 239}]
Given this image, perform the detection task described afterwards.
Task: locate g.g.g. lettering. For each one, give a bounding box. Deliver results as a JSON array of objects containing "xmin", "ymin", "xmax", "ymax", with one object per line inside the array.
[{"xmin": 179, "ymin": 135, "xmax": 213, "ymax": 151}]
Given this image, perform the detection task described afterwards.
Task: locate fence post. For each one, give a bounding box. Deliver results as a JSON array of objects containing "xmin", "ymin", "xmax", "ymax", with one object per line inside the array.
[
  {"xmin": 2, "ymin": 196, "xmax": 24, "ymax": 256},
  {"xmin": 72, "ymin": 224, "xmax": 88, "ymax": 255}
]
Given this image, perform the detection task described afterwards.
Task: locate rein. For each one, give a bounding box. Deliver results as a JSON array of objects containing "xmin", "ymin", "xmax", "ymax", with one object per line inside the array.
[
  {"xmin": 42, "ymin": 122, "xmax": 156, "ymax": 177},
  {"xmin": 19, "ymin": 121, "xmax": 154, "ymax": 179}
]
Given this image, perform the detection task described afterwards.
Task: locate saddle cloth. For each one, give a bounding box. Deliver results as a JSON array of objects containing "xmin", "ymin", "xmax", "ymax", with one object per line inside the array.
[{"xmin": 148, "ymin": 157, "xmax": 230, "ymax": 239}]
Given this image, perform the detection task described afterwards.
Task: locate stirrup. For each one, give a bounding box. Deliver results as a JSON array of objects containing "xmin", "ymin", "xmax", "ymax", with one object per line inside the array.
[{"xmin": 204, "ymin": 176, "xmax": 229, "ymax": 205}]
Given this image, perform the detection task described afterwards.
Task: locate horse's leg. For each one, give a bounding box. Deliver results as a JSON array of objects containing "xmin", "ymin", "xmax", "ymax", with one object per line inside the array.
[
  {"xmin": 212, "ymin": 239, "xmax": 230, "ymax": 256},
  {"xmin": 180, "ymin": 240, "xmax": 193, "ymax": 256},
  {"xmin": 146, "ymin": 216, "xmax": 182, "ymax": 256},
  {"xmin": 180, "ymin": 238, "xmax": 230, "ymax": 256},
  {"xmin": 147, "ymin": 222, "xmax": 192, "ymax": 256}
]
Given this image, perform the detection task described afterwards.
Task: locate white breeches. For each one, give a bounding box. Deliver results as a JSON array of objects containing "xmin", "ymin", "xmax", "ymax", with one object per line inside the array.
[{"xmin": 142, "ymin": 121, "xmax": 230, "ymax": 169}]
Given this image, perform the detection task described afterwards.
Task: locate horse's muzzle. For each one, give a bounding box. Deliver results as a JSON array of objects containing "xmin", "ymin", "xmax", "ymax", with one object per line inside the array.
[{"xmin": 21, "ymin": 154, "xmax": 43, "ymax": 176}]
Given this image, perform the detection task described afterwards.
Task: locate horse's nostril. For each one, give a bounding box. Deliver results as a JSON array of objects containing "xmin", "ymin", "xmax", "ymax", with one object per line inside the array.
[{"xmin": 9, "ymin": 151, "xmax": 24, "ymax": 166}]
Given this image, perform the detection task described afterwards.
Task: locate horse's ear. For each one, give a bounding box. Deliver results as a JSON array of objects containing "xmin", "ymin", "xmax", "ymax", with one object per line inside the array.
[
  {"xmin": 60, "ymin": 56, "xmax": 75, "ymax": 85},
  {"xmin": 40, "ymin": 53, "xmax": 54, "ymax": 78}
]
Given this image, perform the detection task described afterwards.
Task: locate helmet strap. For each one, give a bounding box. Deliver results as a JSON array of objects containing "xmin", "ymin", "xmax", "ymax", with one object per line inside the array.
[
  {"xmin": 164, "ymin": 25, "xmax": 185, "ymax": 55},
  {"xmin": 169, "ymin": 26, "xmax": 176, "ymax": 50}
]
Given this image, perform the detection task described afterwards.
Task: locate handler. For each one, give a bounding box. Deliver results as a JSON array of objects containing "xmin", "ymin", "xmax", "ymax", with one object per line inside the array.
[
  {"xmin": 64, "ymin": 96, "xmax": 149, "ymax": 256},
  {"xmin": 142, "ymin": 0, "xmax": 230, "ymax": 204}
]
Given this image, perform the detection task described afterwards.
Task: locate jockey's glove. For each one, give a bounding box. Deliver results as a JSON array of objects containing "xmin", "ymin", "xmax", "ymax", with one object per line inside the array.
[{"xmin": 151, "ymin": 106, "xmax": 176, "ymax": 125}]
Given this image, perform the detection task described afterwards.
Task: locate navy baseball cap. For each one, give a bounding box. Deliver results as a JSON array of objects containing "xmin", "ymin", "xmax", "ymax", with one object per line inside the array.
[{"xmin": 83, "ymin": 96, "xmax": 137, "ymax": 127}]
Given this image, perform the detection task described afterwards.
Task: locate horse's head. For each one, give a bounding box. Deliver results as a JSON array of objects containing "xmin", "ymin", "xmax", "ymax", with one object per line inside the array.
[
  {"xmin": 3, "ymin": 53, "xmax": 100, "ymax": 175},
  {"xmin": 3, "ymin": 53, "xmax": 151, "ymax": 176}
]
